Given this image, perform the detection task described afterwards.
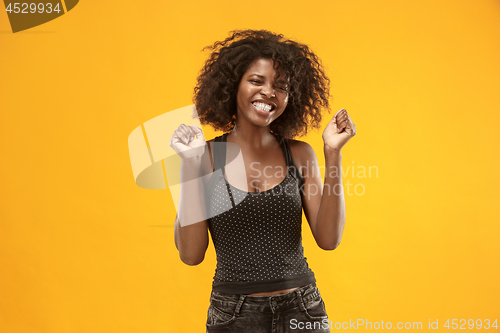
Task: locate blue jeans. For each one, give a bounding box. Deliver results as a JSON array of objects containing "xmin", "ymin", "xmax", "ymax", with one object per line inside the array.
[{"xmin": 206, "ymin": 283, "xmax": 331, "ymax": 333}]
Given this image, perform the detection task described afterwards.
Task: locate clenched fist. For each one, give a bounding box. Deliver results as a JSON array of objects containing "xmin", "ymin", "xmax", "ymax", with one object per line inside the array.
[{"xmin": 169, "ymin": 124, "xmax": 206, "ymax": 160}]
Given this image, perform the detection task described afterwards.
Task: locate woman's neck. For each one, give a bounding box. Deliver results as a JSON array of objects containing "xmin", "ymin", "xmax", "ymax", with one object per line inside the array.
[{"xmin": 229, "ymin": 123, "xmax": 276, "ymax": 149}]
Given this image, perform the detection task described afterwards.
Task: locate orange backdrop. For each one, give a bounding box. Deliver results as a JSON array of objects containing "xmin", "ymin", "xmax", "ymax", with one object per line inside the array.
[{"xmin": 1, "ymin": 0, "xmax": 499, "ymax": 332}]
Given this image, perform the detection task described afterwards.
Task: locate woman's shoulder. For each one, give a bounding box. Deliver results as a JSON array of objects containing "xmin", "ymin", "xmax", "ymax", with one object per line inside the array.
[
  {"xmin": 287, "ymin": 138, "xmax": 316, "ymax": 157},
  {"xmin": 286, "ymin": 138, "xmax": 318, "ymax": 174}
]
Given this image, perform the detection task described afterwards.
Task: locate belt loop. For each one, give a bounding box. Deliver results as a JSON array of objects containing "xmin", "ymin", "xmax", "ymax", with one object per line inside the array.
[
  {"xmin": 235, "ymin": 295, "xmax": 246, "ymax": 315},
  {"xmin": 295, "ymin": 289, "xmax": 306, "ymax": 312}
]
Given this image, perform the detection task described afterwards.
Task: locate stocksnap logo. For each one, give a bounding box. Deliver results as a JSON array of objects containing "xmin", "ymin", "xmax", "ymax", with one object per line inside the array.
[{"xmin": 3, "ymin": 0, "xmax": 78, "ymax": 33}]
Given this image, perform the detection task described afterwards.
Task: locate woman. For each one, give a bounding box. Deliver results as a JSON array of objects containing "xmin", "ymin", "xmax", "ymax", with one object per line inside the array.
[{"xmin": 170, "ymin": 30, "xmax": 356, "ymax": 332}]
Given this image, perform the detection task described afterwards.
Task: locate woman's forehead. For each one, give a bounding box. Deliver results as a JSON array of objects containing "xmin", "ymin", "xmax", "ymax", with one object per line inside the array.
[{"xmin": 245, "ymin": 58, "xmax": 289, "ymax": 81}]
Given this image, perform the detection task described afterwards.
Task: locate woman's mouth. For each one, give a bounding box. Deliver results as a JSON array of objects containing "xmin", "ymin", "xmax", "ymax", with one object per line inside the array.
[{"xmin": 252, "ymin": 101, "xmax": 274, "ymax": 112}]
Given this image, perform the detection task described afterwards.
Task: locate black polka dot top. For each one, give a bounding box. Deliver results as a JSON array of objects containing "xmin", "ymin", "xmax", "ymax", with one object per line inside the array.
[{"xmin": 205, "ymin": 133, "xmax": 316, "ymax": 294}]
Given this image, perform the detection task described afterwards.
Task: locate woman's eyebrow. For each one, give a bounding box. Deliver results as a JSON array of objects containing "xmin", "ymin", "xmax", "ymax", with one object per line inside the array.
[{"xmin": 249, "ymin": 74, "xmax": 288, "ymax": 85}]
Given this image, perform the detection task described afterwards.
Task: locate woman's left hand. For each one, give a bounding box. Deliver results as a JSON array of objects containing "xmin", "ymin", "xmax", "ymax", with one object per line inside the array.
[{"xmin": 322, "ymin": 108, "xmax": 356, "ymax": 152}]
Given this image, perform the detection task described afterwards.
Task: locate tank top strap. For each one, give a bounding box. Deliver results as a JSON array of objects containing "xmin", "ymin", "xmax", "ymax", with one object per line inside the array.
[
  {"xmin": 212, "ymin": 133, "xmax": 228, "ymax": 174},
  {"xmin": 206, "ymin": 133, "xmax": 236, "ymax": 208},
  {"xmin": 215, "ymin": 133, "xmax": 236, "ymax": 207},
  {"xmin": 273, "ymin": 133, "xmax": 292, "ymax": 169},
  {"xmin": 273, "ymin": 133, "xmax": 305, "ymax": 190}
]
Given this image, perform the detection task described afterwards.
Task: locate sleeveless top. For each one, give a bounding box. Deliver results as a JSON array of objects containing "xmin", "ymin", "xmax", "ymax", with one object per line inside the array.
[{"xmin": 206, "ymin": 133, "xmax": 316, "ymax": 294}]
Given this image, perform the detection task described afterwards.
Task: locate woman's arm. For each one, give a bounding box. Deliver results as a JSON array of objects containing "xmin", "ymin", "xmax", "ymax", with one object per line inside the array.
[
  {"xmin": 173, "ymin": 157, "xmax": 209, "ymax": 265},
  {"xmin": 170, "ymin": 125, "xmax": 211, "ymax": 265},
  {"xmin": 294, "ymin": 108, "xmax": 356, "ymax": 250}
]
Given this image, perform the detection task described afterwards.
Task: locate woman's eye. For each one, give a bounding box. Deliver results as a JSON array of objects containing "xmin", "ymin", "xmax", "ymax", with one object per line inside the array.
[{"xmin": 250, "ymin": 80, "xmax": 262, "ymax": 84}]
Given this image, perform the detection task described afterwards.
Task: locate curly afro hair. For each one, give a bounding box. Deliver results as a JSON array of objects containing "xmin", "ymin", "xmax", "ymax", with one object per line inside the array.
[{"xmin": 193, "ymin": 29, "xmax": 330, "ymax": 140}]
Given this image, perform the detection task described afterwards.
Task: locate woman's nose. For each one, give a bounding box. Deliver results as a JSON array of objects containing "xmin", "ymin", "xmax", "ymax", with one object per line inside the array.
[{"xmin": 261, "ymin": 84, "xmax": 276, "ymax": 98}]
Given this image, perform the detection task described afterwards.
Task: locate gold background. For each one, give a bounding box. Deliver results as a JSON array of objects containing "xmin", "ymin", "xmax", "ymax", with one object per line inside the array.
[{"xmin": 1, "ymin": 0, "xmax": 499, "ymax": 331}]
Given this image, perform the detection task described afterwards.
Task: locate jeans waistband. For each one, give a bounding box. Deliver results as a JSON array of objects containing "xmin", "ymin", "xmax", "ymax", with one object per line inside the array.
[{"xmin": 210, "ymin": 283, "xmax": 318, "ymax": 314}]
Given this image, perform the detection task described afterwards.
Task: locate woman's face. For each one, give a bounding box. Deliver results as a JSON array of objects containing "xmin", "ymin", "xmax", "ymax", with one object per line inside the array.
[{"xmin": 235, "ymin": 58, "xmax": 289, "ymax": 128}]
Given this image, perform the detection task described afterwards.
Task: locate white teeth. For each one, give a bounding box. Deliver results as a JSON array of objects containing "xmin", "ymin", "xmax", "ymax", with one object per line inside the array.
[{"xmin": 252, "ymin": 102, "xmax": 272, "ymax": 112}]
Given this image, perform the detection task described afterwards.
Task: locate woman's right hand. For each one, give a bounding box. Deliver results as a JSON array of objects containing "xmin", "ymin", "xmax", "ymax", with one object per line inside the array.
[{"xmin": 169, "ymin": 124, "xmax": 206, "ymax": 160}]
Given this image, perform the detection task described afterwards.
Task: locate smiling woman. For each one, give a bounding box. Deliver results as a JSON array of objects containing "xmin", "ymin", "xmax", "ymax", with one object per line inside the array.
[
  {"xmin": 236, "ymin": 58, "xmax": 289, "ymax": 128},
  {"xmin": 194, "ymin": 29, "xmax": 332, "ymax": 140},
  {"xmin": 169, "ymin": 29, "xmax": 357, "ymax": 333}
]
